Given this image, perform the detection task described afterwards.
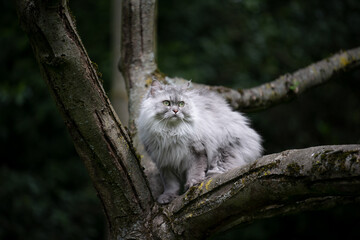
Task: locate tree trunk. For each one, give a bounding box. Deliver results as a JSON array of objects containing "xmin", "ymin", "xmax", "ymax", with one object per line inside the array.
[
  {"xmin": 111, "ymin": 0, "xmax": 129, "ymax": 126},
  {"xmin": 15, "ymin": 0, "xmax": 153, "ymax": 238},
  {"xmin": 15, "ymin": 0, "xmax": 360, "ymax": 239}
]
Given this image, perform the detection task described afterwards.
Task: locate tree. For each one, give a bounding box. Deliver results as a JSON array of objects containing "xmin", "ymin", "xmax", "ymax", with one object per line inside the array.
[{"xmin": 15, "ymin": 0, "xmax": 360, "ymax": 239}]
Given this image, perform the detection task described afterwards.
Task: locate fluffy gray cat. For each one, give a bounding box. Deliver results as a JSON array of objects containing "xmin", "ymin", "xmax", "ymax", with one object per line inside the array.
[{"xmin": 137, "ymin": 80, "xmax": 262, "ymax": 204}]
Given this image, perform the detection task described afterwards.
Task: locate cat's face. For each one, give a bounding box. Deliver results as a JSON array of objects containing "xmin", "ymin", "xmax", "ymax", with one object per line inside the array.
[
  {"xmin": 155, "ymin": 97, "xmax": 188, "ymax": 123},
  {"xmin": 147, "ymin": 81, "xmax": 193, "ymax": 124}
]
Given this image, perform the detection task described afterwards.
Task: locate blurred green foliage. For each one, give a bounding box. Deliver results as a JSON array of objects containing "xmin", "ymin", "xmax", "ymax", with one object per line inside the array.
[
  {"xmin": 0, "ymin": 1, "xmax": 107, "ymax": 239},
  {"xmin": 1, "ymin": 0, "xmax": 359, "ymax": 239}
]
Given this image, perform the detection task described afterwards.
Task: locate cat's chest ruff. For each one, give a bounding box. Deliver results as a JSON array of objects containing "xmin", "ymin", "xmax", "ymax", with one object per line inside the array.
[
  {"xmin": 152, "ymin": 130, "xmax": 192, "ymax": 169},
  {"xmin": 155, "ymin": 131, "xmax": 190, "ymax": 150}
]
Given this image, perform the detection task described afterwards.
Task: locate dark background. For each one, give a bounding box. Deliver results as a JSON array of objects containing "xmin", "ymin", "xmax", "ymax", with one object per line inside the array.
[{"xmin": 1, "ymin": 0, "xmax": 360, "ymax": 239}]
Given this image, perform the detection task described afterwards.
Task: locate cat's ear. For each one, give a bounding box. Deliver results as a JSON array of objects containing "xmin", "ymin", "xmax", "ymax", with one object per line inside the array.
[
  {"xmin": 150, "ymin": 80, "xmax": 163, "ymax": 96},
  {"xmin": 182, "ymin": 80, "xmax": 192, "ymax": 90}
]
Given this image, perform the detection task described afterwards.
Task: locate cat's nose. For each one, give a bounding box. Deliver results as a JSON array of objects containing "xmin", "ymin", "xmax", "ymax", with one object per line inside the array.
[{"xmin": 173, "ymin": 109, "xmax": 178, "ymax": 114}]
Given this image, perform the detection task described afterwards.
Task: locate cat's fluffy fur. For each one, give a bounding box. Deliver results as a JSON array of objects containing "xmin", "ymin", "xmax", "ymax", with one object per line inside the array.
[{"xmin": 137, "ymin": 80, "xmax": 262, "ymax": 204}]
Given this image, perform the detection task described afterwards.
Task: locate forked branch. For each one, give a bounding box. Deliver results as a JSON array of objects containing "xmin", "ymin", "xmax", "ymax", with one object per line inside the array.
[{"xmin": 16, "ymin": 0, "xmax": 360, "ymax": 239}]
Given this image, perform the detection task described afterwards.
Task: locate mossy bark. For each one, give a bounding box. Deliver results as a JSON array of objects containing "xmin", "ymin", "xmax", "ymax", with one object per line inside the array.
[{"xmin": 165, "ymin": 145, "xmax": 360, "ymax": 238}]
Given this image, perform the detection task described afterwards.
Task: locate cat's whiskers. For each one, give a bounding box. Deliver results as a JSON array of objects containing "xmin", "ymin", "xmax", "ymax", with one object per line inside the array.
[
  {"xmin": 180, "ymin": 118, "xmax": 192, "ymax": 134},
  {"xmin": 155, "ymin": 117, "xmax": 168, "ymax": 132}
]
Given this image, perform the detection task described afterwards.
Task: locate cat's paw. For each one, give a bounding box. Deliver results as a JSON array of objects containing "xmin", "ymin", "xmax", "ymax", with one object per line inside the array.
[
  {"xmin": 184, "ymin": 177, "xmax": 204, "ymax": 191},
  {"xmin": 206, "ymin": 169, "xmax": 222, "ymax": 177},
  {"xmin": 157, "ymin": 193, "xmax": 177, "ymax": 205}
]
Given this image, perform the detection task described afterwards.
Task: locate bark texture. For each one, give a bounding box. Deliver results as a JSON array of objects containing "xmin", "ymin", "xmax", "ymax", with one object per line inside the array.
[
  {"xmin": 16, "ymin": 0, "xmax": 360, "ymax": 239},
  {"xmin": 15, "ymin": 0, "xmax": 153, "ymax": 238},
  {"xmin": 120, "ymin": 0, "xmax": 163, "ymax": 198},
  {"xmin": 120, "ymin": 0, "xmax": 157, "ymax": 130}
]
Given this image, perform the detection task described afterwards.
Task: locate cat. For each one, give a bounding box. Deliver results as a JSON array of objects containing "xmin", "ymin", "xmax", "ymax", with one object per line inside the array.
[{"xmin": 137, "ymin": 80, "xmax": 262, "ymax": 204}]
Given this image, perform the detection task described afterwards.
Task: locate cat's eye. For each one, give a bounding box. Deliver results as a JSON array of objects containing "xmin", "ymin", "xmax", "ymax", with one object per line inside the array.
[
  {"xmin": 178, "ymin": 101, "xmax": 185, "ymax": 107},
  {"xmin": 163, "ymin": 100, "xmax": 170, "ymax": 106}
]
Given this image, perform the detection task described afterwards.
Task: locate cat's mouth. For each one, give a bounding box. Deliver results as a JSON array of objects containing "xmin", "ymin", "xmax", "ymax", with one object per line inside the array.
[
  {"xmin": 163, "ymin": 113, "xmax": 183, "ymax": 122},
  {"xmin": 168, "ymin": 114, "xmax": 181, "ymax": 121}
]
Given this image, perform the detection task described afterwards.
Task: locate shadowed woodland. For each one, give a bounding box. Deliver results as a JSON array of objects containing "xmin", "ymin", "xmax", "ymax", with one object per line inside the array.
[{"xmin": 1, "ymin": 0, "xmax": 360, "ymax": 239}]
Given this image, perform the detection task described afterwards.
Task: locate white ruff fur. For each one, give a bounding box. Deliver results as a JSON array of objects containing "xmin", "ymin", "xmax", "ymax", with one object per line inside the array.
[{"xmin": 137, "ymin": 81, "xmax": 262, "ymax": 203}]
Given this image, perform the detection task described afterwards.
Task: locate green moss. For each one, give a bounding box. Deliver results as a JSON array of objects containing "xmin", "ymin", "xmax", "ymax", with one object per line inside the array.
[
  {"xmin": 144, "ymin": 70, "xmax": 167, "ymax": 87},
  {"xmin": 289, "ymin": 80, "xmax": 300, "ymax": 92},
  {"xmin": 252, "ymin": 161, "xmax": 279, "ymax": 176},
  {"xmin": 322, "ymin": 150, "xmax": 357, "ymax": 168},
  {"xmin": 339, "ymin": 53, "xmax": 350, "ymax": 67},
  {"xmin": 184, "ymin": 186, "xmax": 198, "ymax": 202},
  {"xmin": 270, "ymin": 90, "xmax": 278, "ymax": 98},
  {"xmin": 153, "ymin": 69, "xmax": 166, "ymax": 82},
  {"xmin": 311, "ymin": 150, "xmax": 359, "ymax": 175},
  {"xmin": 205, "ymin": 179, "xmax": 212, "ymax": 190},
  {"xmin": 145, "ymin": 77, "xmax": 153, "ymax": 87},
  {"xmin": 134, "ymin": 147, "xmax": 142, "ymax": 162},
  {"xmin": 286, "ymin": 162, "xmax": 302, "ymax": 175}
]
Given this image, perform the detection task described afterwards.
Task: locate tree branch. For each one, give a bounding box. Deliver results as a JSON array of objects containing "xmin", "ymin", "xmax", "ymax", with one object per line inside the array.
[
  {"xmin": 15, "ymin": 0, "xmax": 153, "ymax": 238},
  {"xmin": 120, "ymin": 0, "xmax": 157, "ymax": 129},
  {"xmin": 159, "ymin": 47, "xmax": 360, "ymax": 112},
  {"xmin": 200, "ymin": 47, "xmax": 360, "ymax": 112},
  {"xmin": 120, "ymin": 0, "xmax": 164, "ymax": 198},
  {"xmin": 164, "ymin": 145, "xmax": 360, "ymax": 239}
]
